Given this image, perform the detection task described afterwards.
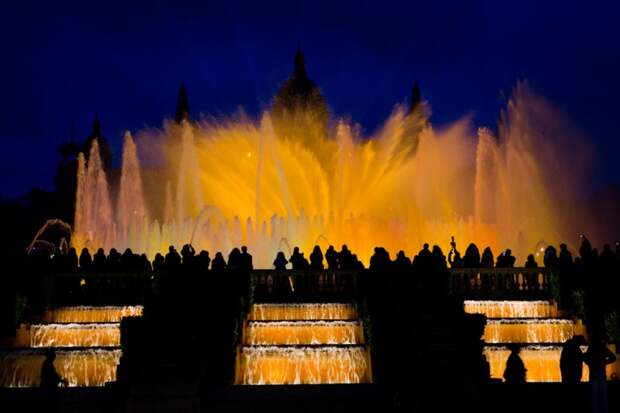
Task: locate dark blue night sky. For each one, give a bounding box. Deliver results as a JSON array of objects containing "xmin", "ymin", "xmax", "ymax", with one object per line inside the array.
[{"xmin": 1, "ymin": 0, "xmax": 618, "ymax": 198}]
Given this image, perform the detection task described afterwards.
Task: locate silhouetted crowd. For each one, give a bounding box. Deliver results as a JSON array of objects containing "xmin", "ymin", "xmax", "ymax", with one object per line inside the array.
[
  {"xmin": 43, "ymin": 244, "xmax": 255, "ymax": 274},
  {"xmin": 34, "ymin": 235, "xmax": 620, "ymax": 283}
]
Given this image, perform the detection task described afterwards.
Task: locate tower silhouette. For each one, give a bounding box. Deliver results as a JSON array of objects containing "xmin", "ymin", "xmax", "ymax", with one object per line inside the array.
[
  {"xmin": 272, "ymin": 49, "xmax": 328, "ymax": 140},
  {"xmin": 410, "ymin": 82, "xmax": 421, "ymax": 114},
  {"xmin": 175, "ymin": 83, "xmax": 190, "ymax": 124}
]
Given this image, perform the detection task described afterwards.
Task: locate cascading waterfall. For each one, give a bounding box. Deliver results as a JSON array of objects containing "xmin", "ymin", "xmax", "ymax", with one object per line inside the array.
[
  {"xmin": 236, "ymin": 346, "xmax": 371, "ymax": 385},
  {"xmin": 244, "ymin": 321, "xmax": 364, "ymax": 345},
  {"xmin": 464, "ymin": 300, "xmax": 558, "ymax": 318},
  {"xmin": 237, "ymin": 303, "xmax": 371, "ymax": 385},
  {"xmin": 43, "ymin": 306, "xmax": 143, "ymax": 323},
  {"xmin": 248, "ymin": 303, "xmax": 357, "ymax": 321},
  {"xmin": 483, "ymin": 319, "xmax": 580, "ymax": 343},
  {"xmin": 483, "ymin": 345, "xmax": 616, "ymax": 382},
  {"xmin": 1, "ymin": 306, "xmax": 143, "ymax": 388},
  {"xmin": 72, "ymin": 85, "xmax": 590, "ymax": 266},
  {"xmin": 0, "ymin": 349, "xmax": 121, "ymax": 387},
  {"xmin": 465, "ymin": 300, "xmax": 620, "ymax": 382},
  {"xmin": 30, "ymin": 324, "xmax": 120, "ymax": 348}
]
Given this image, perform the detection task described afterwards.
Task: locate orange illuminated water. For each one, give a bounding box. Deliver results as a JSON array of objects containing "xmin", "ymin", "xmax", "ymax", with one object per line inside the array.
[
  {"xmin": 72, "ymin": 85, "xmax": 590, "ymax": 266},
  {"xmin": 30, "ymin": 324, "xmax": 120, "ymax": 348},
  {"xmin": 235, "ymin": 346, "xmax": 372, "ymax": 385},
  {"xmin": 484, "ymin": 346, "xmax": 617, "ymax": 382},
  {"xmin": 484, "ymin": 319, "xmax": 581, "ymax": 343},
  {"xmin": 238, "ymin": 303, "xmax": 371, "ymax": 384},
  {"xmin": 248, "ymin": 303, "xmax": 357, "ymax": 321},
  {"xmin": 0, "ymin": 349, "xmax": 121, "ymax": 387},
  {"xmin": 244, "ymin": 321, "xmax": 364, "ymax": 345},
  {"xmin": 464, "ymin": 301, "xmax": 558, "ymax": 318},
  {"xmin": 0, "ymin": 306, "xmax": 142, "ymax": 387},
  {"xmin": 44, "ymin": 306, "xmax": 143, "ymax": 323}
]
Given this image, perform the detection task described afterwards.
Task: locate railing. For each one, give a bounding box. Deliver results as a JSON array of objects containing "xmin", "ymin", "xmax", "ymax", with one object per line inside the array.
[
  {"xmin": 32, "ymin": 267, "xmax": 553, "ymax": 307},
  {"xmin": 251, "ymin": 270, "xmax": 359, "ymax": 303},
  {"xmin": 46, "ymin": 272, "xmax": 153, "ymax": 306},
  {"xmin": 449, "ymin": 268, "xmax": 553, "ymax": 299}
]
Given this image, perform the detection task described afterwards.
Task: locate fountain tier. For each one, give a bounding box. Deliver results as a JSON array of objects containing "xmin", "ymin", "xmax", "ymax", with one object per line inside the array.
[
  {"xmin": 235, "ymin": 346, "xmax": 372, "ymax": 385},
  {"xmin": 244, "ymin": 321, "xmax": 364, "ymax": 345},
  {"xmin": 248, "ymin": 303, "xmax": 357, "ymax": 321},
  {"xmin": 30, "ymin": 323, "xmax": 120, "ymax": 348},
  {"xmin": 44, "ymin": 306, "xmax": 143, "ymax": 323},
  {"xmin": 464, "ymin": 301, "xmax": 558, "ymax": 318},
  {"xmin": 0, "ymin": 349, "xmax": 121, "ymax": 387}
]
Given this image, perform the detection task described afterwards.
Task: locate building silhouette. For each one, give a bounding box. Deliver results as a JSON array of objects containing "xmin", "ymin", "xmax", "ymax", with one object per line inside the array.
[{"xmin": 271, "ymin": 49, "xmax": 329, "ymax": 140}]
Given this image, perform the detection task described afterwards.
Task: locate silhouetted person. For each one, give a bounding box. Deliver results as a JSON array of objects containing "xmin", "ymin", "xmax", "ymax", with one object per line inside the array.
[
  {"xmin": 93, "ymin": 248, "xmax": 106, "ymax": 272},
  {"xmin": 181, "ymin": 244, "xmax": 196, "ymax": 270},
  {"xmin": 228, "ymin": 248, "xmax": 242, "ymax": 271},
  {"xmin": 140, "ymin": 254, "xmax": 152, "ymax": 272},
  {"xmin": 211, "ymin": 252, "xmax": 226, "ymax": 271},
  {"xmin": 584, "ymin": 339, "xmax": 616, "ymax": 413},
  {"xmin": 503, "ymin": 344, "xmax": 526, "ymax": 384},
  {"xmin": 558, "ymin": 243, "xmax": 576, "ymax": 309},
  {"xmin": 152, "ymin": 253, "xmax": 165, "ymax": 272},
  {"xmin": 448, "ymin": 249, "xmax": 463, "ymax": 268},
  {"xmin": 431, "ymin": 245, "xmax": 447, "ymax": 270},
  {"xmin": 338, "ymin": 244, "xmax": 353, "ymax": 270},
  {"xmin": 393, "ymin": 250, "xmax": 411, "ymax": 272},
  {"xmin": 240, "ymin": 246, "xmax": 253, "ymax": 271},
  {"xmin": 370, "ymin": 247, "xmax": 391, "ymax": 271},
  {"xmin": 66, "ymin": 247, "xmax": 78, "ymax": 272},
  {"xmin": 309, "ymin": 245, "xmax": 324, "ymax": 270},
  {"xmin": 300, "ymin": 252, "xmax": 310, "ymax": 269},
  {"xmin": 274, "ymin": 251, "xmax": 288, "ymax": 270},
  {"xmin": 579, "ymin": 234, "xmax": 592, "ymax": 262},
  {"xmin": 496, "ymin": 249, "xmax": 516, "ymax": 268},
  {"xmin": 463, "ymin": 243, "xmax": 481, "ymax": 267},
  {"xmin": 325, "ymin": 245, "xmax": 338, "ymax": 270},
  {"xmin": 120, "ymin": 248, "xmax": 135, "ymax": 271},
  {"xmin": 480, "ymin": 247, "xmax": 494, "ymax": 268},
  {"xmin": 543, "ymin": 245, "xmax": 559, "ymax": 268},
  {"xmin": 107, "ymin": 248, "xmax": 121, "ymax": 272},
  {"xmin": 559, "ymin": 243, "xmax": 573, "ymax": 268},
  {"xmin": 448, "ymin": 239, "xmax": 463, "ymax": 268},
  {"xmin": 40, "ymin": 350, "xmax": 67, "ymax": 388},
  {"xmin": 560, "ymin": 335, "xmax": 585, "ymax": 384},
  {"xmin": 615, "ymin": 241, "xmax": 620, "ymax": 260},
  {"xmin": 197, "ymin": 250, "xmax": 211, "ymax": 272},
  {"xmin": 351, "ymin": 254, "xmax": 364, "ymax": 270},
  {"xmin": 413, "ymin": 243, "xmax": 432, "ymax": 271},
  {"xmin": 289, "ymin": 247, "xmax": 303, "ymax": 270},
  {"xmin": 79, "ymin": 248, "xmax": 92, "ymax": 271},
  {"xmin": 165, "ymin": 246, "xmax": 181, "ymax": 270},
  {"xmin": 524, "ymin": 254, "xmax": 538, "ymax": 268}
]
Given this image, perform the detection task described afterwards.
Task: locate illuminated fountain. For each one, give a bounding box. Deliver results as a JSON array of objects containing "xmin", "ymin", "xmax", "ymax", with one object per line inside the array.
[
  {"xmin": 43, "ymin": 306, "xmax": 143, "ymax": 323},
  {"xmin": 0, "ymin": 349, "xmax": 121, "ymax": 387},
  {"xmin": 464, "ymin": 300, "xmax": 558, "ymax": 318},
  {"xmin": 30, "ymin": 324, "xmax": 120, "ymax": 348},
  {"xmin": 236, "ymin": 346, "xmax": 371, "ymax": 385},
  {"xmin": 464, "ymin": 300, "xmax": 619, "ymax": 382},
  {"xmin": 248, "ymin": 303, "xmax": 357, "ymax": 321},
  {"xmin": 1, "ymin": 306, "xmax": 142, "ymax": 387},
  {"xmin": 483, "ymin": 319, "xmax": 580, "ymax": 344},
  {"xmin": 237, "ymin": 303, "xmax": 371, "ymax": 385},
  {"xmin": 484, "ymin": 345, "xmax": 616, "ymax": 382},
  {"xmin": 72, "ymin": 84, "xmax": 590, "ymax": 266},
  {"xmin": 244, "ymin": 321, "xmax": 364, "ymax": 345}
]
